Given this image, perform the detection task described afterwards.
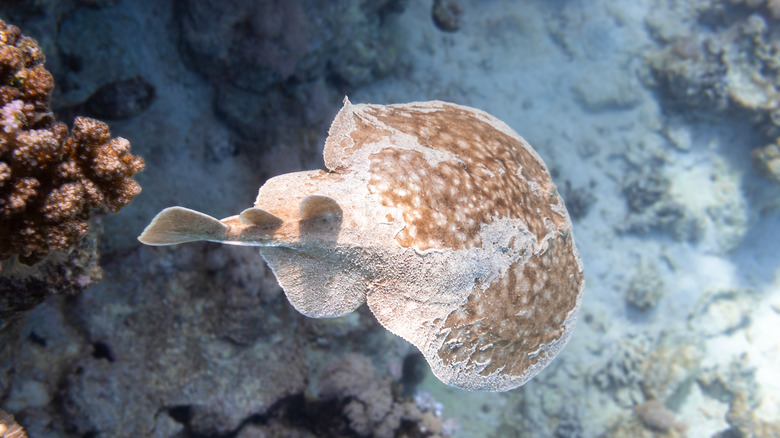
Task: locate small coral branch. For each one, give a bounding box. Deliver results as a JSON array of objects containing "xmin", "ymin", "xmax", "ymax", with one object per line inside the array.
[
  {"xmin": 0, "ymin": 19, "xmax": 144, "ymax": 265},
  {"xmin": 0, "ymin": 408, "xmax": 27, "ymax": 438}
]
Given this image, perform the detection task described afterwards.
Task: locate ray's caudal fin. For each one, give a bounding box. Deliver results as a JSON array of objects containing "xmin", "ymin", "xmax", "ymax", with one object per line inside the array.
[{"xmin": 137, "ymin": 207, "xmax": 229, "ymax": 245}]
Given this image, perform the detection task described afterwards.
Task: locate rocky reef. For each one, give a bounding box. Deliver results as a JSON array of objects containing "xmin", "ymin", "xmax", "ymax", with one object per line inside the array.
[
  {"xmin": 646, "ymin": 0, "xmax": 780, "ymax": 184},
  {"xmin": 176, "ymin": 0, "xmax": 408, "ymax": 156},
  {"xmin": 1, "ymin": 243, "xmax": 455, "ymax": 437}
]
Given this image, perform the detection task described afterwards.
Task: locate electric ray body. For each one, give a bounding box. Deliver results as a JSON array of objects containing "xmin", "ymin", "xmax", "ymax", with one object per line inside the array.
[{"xmin": 139, "ymin": 99, "xmax": 584, "ymax": 392}]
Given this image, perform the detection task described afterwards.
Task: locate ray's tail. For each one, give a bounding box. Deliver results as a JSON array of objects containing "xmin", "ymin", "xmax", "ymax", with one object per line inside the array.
[
  {"xmin": 138, "ymin": 195, "xmax": 340, "ymax": 247},
  {"xmin": 138, "ymin": 207, "xmax": 229, "ymax": 246}
]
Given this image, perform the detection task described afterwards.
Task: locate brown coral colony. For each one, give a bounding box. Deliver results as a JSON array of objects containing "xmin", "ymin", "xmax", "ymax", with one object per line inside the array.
[{"xmin": 0, "ymin": 20, "xmax": 144, "ymax": 265}]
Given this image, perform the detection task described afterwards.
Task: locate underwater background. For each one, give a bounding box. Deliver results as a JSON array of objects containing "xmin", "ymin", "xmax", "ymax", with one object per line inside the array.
[{"xmin": 1, "ymin": 0, "xmax": 780, "ymax": 436}]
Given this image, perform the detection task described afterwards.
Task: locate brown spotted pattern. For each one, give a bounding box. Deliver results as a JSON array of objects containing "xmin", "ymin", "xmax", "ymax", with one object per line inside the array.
[
  {"xmin": 362, "ymin": 105, "xmax": 562, "ymax": 251},
  {"xmin": 437, "ymin": 234, "xmax": 582, "ymax": 377},
  {"xmin": 139, "ymin": 99, "xmax": 583, "ymax": 391}
]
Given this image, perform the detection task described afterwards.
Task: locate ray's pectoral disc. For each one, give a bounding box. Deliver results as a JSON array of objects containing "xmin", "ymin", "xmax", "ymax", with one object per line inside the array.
[{"xmin": 138, "ymin": 98, "xmax": 584, "ymax": 392}]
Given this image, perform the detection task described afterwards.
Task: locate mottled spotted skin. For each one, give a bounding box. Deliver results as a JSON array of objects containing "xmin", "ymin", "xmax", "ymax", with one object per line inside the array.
[
  {"xmin": 138, "ymin": 99, "xmax": 584, "ymax": 392},
  {"xmin": 437, "ymin": 236, "xmax": 581, "ymax": 378},
  {"xmin": 362, "ymin": 105, "xmax": 561, "ymax": 252},
  {"xmin": 326, "ymin": 100, "xmax": 583, "ymax": 390}
]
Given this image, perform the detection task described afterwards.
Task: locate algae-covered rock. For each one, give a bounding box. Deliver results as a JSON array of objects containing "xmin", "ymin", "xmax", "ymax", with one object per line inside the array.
[
  {"xmin": 625, "ymin": 262, "xmax": 665, "ymax": 311},
  {"xmin": 752, "ymin": 141, "xmax": 780, "ymax": 184}
]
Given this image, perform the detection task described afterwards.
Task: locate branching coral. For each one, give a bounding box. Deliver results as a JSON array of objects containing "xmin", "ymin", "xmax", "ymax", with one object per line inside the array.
[
  {"xmin": 0, "ymin": 19, "xmax": 144, "ymax": 265},
  {"xmin": 0, "ymin": 408, "xmax": 27, "ymax": 438}
]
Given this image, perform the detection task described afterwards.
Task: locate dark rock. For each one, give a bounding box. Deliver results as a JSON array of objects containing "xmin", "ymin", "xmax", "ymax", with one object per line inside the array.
[
  {"xmin": 622, "ymin": 170, "xmax": 668, "ymax": 213},
  {"xmin": 432, "ymin": 0, "xmax": 462, "ymax": 32},
  {"xmin": 561, "ymin": 180, "xmax": 596, "ymax": 222},
  {"xmin": 82, "ymin": 76, "xmax": 156, "ymax": 120}
]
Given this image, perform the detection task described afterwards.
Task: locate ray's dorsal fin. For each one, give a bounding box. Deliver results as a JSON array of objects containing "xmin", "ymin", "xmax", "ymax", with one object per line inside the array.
[
  {"xmin": 138, "ymin": 206, "xmax": 227, "ymax": 246},
  {"xmin": 219, "ymin": 215, "xmax": 243, "ymax": 227},
  {"xmin": 239, "ymin": 207, "xmax": 283, "ymax": 227},
  {"xmin": 299, "ymin": 194, "xmax": 342, "ymax": 221}
]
